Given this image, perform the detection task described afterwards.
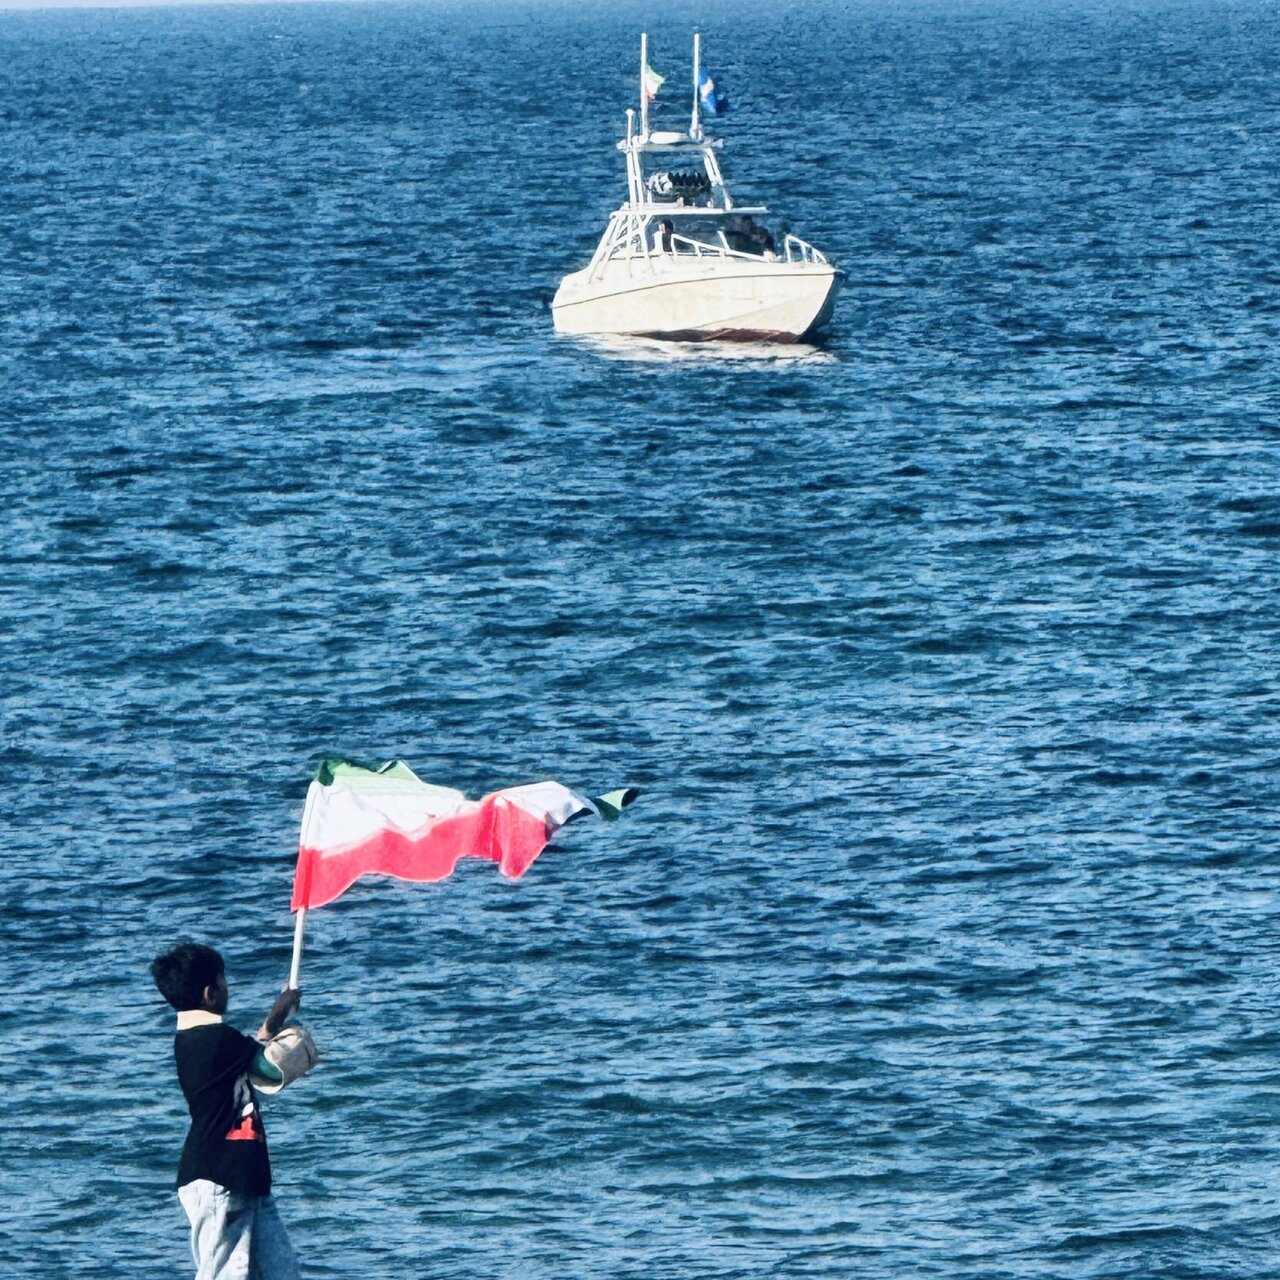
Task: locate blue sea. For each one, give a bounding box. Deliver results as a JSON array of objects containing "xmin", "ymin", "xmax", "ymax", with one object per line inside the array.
[{"xmin": 2, "ymin": 0, "xmax": 1278, "ymax": 1276}]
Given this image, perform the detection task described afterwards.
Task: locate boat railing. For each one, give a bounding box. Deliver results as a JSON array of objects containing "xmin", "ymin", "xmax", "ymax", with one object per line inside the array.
[
  {"xmin": 711, "ymin": 231, "xmax": 769, "ymax": 260},
  {"xmin": 671, "ymin": 231, "xmax": 829, "ymax": 265},
  {"xmin": 590, "ymin": 224, "xmax": 831, "ymax": 274},
  {"xmin": 783, "ymin": 234, "xmax": 828, "ymax": 266},
  {"xmin": 673, "ymin": 231, "xmax": 730, "ymax": 259},
  {"xmin": 632, "ymin": 231, "xmax": 743, "ymax": 261}
]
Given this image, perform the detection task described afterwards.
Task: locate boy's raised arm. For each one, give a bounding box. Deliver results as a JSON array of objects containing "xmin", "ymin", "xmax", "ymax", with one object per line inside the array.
[{"xmin": 258, "ymin": 987, "xmax": 301, "ymax": 1042}]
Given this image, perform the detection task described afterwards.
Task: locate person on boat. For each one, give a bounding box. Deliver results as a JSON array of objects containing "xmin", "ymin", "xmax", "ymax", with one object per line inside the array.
[
  {"xmin": 656, "ymin": 219, "xmax": 675, "ymax": 254},
  {"xmin": 726, "ymin": 215, "xmax": 773, "ymax": 255},
  {"xmin": 733, "ymin": 216, "xmax": 776, "ymax": 257},
  {"xmin": 752, "ymin": 220, "xmax": 779, "ymax": 258}
]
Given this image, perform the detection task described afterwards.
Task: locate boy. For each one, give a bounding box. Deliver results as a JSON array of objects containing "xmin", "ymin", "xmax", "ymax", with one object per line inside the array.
[{"xmin": 152, "ymin": 941, "xmax": 302, "ymax": 1280}]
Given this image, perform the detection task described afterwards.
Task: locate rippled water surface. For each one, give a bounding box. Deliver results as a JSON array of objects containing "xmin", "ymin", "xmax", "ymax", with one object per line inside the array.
[{"xmin": 3, "ymin": 1, "xmax": 1279, "ymax": 1276}]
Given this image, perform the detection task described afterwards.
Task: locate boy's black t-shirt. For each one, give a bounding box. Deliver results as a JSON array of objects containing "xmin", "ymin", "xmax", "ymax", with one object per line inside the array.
[{"xmin": 173, "ymin": 1021, "xmax": 272, "ymax": 1195}]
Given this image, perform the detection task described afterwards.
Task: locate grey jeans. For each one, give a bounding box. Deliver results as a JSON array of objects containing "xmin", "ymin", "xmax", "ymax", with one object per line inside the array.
[{"xmin": 177, "ymin": 1179, "xmax": 300, "ymax": 1280}]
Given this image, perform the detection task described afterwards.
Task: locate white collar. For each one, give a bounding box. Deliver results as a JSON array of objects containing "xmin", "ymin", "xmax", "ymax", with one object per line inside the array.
[{"xmin": 176, "ymin": 1009, "xmax": 224, "ymax": 1031}]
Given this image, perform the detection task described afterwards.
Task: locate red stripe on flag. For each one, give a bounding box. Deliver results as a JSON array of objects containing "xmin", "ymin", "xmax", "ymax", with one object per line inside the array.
[{"xmin": 290, "ymin": 795, "xmax": 552, "ymax": 910}]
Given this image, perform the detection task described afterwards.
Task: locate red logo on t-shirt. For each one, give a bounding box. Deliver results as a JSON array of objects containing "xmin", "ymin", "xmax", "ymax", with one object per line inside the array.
[
  {"xmin": 226, "ymin": 1075, "xmax": 263, "ymax": 1142},
  {"xmin": 225, "ymin": 1113, "xmax": 261, "ymax": 1142}
]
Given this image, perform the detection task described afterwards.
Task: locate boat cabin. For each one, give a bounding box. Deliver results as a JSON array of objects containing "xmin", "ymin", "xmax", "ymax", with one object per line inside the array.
[{"xmin": 583, "ymin": 116, "xmax": 825, "ymax": 280}]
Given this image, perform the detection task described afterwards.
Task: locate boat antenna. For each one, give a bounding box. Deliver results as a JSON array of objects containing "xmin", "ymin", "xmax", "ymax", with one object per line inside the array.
[
  {"xmin": 691, "ymin": 31, "xmax": 702, "ymax": 140},
  {"xmin": 640, "ymin": 32, "xmax": 649, "ymax": 140}
]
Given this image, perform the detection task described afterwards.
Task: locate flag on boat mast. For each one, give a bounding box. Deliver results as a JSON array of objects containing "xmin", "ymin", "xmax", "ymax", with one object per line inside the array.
[
  {"xmin": 643, "ymin": 62, "xmax": 665, "ymax": 100},
  {"xmin": 698, "ymin": 67, "xmax": 729, "ymax": 116}
]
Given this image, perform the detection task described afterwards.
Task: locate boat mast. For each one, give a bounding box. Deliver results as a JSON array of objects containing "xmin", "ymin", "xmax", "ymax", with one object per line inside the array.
[
  {"xmin": 640, "ymin": 32, "xmax": 650, "ymax": 140},
  {"xmin": 690, "ymin": 32, "xmax": 702, "ymax": 140}
]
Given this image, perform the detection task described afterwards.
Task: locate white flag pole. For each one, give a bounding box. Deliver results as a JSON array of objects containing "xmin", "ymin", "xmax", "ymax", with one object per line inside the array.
[
  {"xmin": 287, "ymin": 777, "xmax": 321, "ymax": 989},
  {"xmin": 288, "ymin": 906, "xmax": 307, "ymax": 989}
]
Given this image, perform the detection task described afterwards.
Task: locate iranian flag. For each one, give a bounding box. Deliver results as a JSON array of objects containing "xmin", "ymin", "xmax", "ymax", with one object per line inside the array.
[{"xmin": 291, "ymin": 756, "xmax": 637, "ymax": 911}]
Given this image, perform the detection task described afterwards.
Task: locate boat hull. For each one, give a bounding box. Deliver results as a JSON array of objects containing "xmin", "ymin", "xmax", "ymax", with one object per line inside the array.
[{"xmin": 552, "ymin": 260, "xmax": 840, "ymax": 343}]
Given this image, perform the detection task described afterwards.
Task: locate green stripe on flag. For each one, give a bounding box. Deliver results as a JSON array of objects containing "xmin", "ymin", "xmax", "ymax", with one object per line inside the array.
[{"xmin": 592, "ymin": 787, "xmax": 641, "ymax": 820}]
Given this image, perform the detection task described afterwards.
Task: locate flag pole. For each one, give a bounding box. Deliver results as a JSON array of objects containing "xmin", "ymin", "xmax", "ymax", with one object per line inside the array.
[
  {"xmin": 288, "ymin": 774, "xmax": 320, "ymax": 990},
  {"xmin": 288, "ymin": 906, "xmax": 306, "ymax": 989},
  {"xmin": 640, "ymin": 31, "xmax": 649, "ymax": 139}
]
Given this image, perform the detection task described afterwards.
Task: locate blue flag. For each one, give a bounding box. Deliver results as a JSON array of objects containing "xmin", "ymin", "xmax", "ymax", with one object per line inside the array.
[{"xmin": 698, "ymin": 68, "xmax": 729, "ymax": 116}]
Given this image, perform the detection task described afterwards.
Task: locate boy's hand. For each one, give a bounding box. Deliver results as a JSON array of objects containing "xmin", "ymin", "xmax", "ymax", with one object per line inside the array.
[{"xmin": 260, "ymin": 987, "xmax": 302, "ymax": 1040}]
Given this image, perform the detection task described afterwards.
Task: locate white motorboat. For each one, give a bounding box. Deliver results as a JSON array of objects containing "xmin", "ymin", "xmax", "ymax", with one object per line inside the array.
[{"xmin": 552, "ymin": 34, "xmax": 840, "ymax": 344}]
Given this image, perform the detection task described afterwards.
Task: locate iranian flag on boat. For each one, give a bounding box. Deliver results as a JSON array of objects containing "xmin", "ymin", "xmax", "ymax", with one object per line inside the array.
[{"xmin": 291, "ymin": 756, "xmax": 637, "ymax": 910}]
